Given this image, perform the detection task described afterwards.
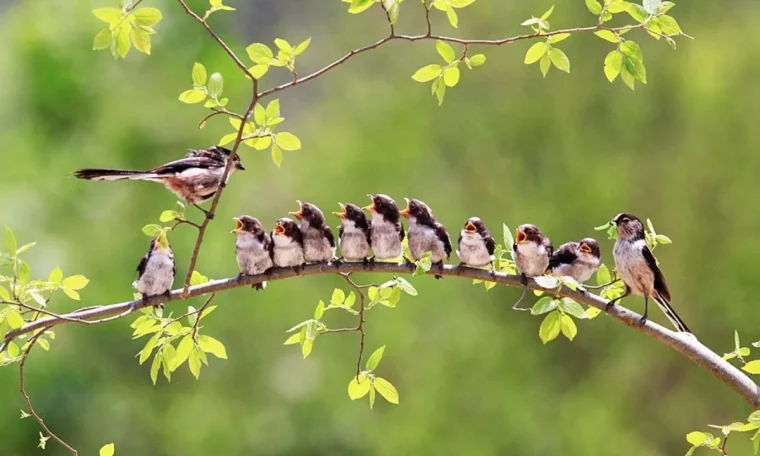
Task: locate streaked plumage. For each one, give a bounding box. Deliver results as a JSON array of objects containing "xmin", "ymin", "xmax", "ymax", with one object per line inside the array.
[
  {"xmin": 233, "ymin": 216, "xmax": 273, "ymax": 290},
  {"xmin": 512, "ymin": 224, "xmax": 553, "ymax": 278},
  {"xmin": 400, "ymin": 198, "xmax": 451, "ymax": 278},
  {"xmin": 364, "ymin": 194, "xmax": 405, "ymax": 261},
  {"xmin": 290, "ymin": 201, "xmax": 335, "ymax": 263},
  {"xmin": 271, "ymin": 218, "xmax": 305, "ymax": 269},
  {"xmin": 133, "ymin": 237, "xmax": 175, "ymax": 305},
  {"xmin": 456, "ymin": 217, "xmax": 496, "ymax": 268},
  {"xmin": 333, "ymin": 203, "xmax": 371, "ymax": 262},
  {"xmin": 548, "ymin": 238, "xmax": 601, "ymax": 283}
]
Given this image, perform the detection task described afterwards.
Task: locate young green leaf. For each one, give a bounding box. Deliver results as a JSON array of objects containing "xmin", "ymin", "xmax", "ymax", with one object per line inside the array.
[
  {"xmin": 524, "ymin": 42, "xmax": 548, "ymax": 64},
  {"xmin": 99, "ymin": 443, "xmax": 115, "ymax": 456},
  {"xmin": 548, "ymin": 48, "xmax": 570, "ymax": 73},
  {"xmin": 468, "ymin": 54, "xmax": 486, "ymax": 67},
  {"xmin": 560, "ymin": 314, "xmax": 578, "ymax": 340},
  {"xmin": 92, "ymin": 7, "xmax": 122, "ymax": 25},
  {"xmin": 62, "ymin": 275, "xmax": 89, "ymax": 290},
  {"xmin": 412, "ymin": 64, "xmax": 443, "ymax": 82},
  {"xmin": 294, "ymin": 37, "xmax": 311, "ymax": 55},
  {"xmin": 585, "ymin": 0, "xmax": 602, "ymax": 15},
  {"xmin": 531, "ymin": 297, "xmax": 557, "ymax": 315},
  {"xmin": 207, "ymin": 73, "xmax": 223, "ymax": 98},
  {"xmin": 348, "ymin": 374, "xmax": 371, "ymax": 400},
  {"xmin": 443, "ymin": 66, "xmax": 460, "ymax": 87},
  {"xmin": 365, "ymin": 345, "xmax": 385, "ymax": 371},
  {"xmin": 549, "ymin": 33, "xmax": 570, "ymax": 44},
  {"xmin": 93, "ymin": 29, "xmax": 112, "ymax": 50},
  {"xmin": 373, "ymin": 377, "xmax": 399, "ymax": 404},
  {"xmin": 539, "ymin": 310, "xmax": 561, "ymax": 344},
  {"xmin": 594, "ymin": 30, "xmax": 619, "ymax": 43},
  {"xmin": 275, "ymin": 132, "xmax": 301, "ymax": 151},
  {"xmin": 604, "ymin": 50, "xmax": 623, "ymax": 82},
  {"xmin": 271, "ymin": 144, "xmax": 283, "ymax": 168},
  {"xmin": 198, "ymin": 335, "xmax": 228, "ymax": 359},
  {"xmin": 178, "ymin": 90, "xmax": 207, "ymax": 104},
  {"xmin": 246, "ymin": 43, "xmax": 274, "ymax": 64},
  {"xmin": 5, "ymin": 226, "xmax": 17, "ymax": 256},
  {"xmin": 436, "ymin": 40, "xmax": 456, "ymax": 64},
  {"xmin": 134, "ymin": 8, "xmax": 162, "ymax": 27},
  {"xmin": 331, "ymin": 288, "xmax": 346, "ymax": 305}
]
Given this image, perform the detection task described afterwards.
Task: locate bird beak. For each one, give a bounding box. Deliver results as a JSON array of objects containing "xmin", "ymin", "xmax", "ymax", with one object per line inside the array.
[
  {"xmin": 236, "ymin": 162, "xmax": 246, "ymax": 171},
  {"xmin": 154, "ymin": 236, "xmax": 168, "ymax": 251},
  {"xmin": 465, "ymin": 221, "xmax": 477, "ymax": 233},
  {"xmin": 399, "ymin": 199, "xmax": 411, "ymax": 218},
  {"xmin": 274, "ymin": 223, "xmax": 285, "ymax": 235},
  {"xmin": 289, "ymin": 201, "xmax": 304, "ymax": 220},
  {"xmin": 579, "ymin": 242, "xmax": 592, "ymax": 254},
  {"xmin": 515, "ymin": 229, "xmax": 527, "ymax": 244},
  {"xmin": 363, "ymin": 195, "xmax": 375, "ymax": 213},
  {"xmin": 231, "ymin": 217, "xmax": 243, "ymax": 233},
  {"xmin": 332, "ymin": 203, "xmax": 347, "ymax": 218}
]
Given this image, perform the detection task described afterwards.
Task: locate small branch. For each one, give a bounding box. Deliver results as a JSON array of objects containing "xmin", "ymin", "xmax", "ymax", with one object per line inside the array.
[
  {"xmin": 340, "ymin": 273, "xmax": 367, "ymax": 377},
  {"xmin": 720, "ymin": 434, "xmax": 729, "ymax": 455},
  {"xmin": 20, "ymin": 332, "xmax": 78, "ymax": 455},
  {"xmin": 191, "ymin": 293, "xmax": 216, "ymax": 338},
  {"xmin": 4, "ymin": 262, "xmax": 757, "ymax": 409},
  {"xmin": 422, "ymin": 0, "xmax": 432, "ymax": 36},
  {"xmin": 198, "ymin": 108, "xmax": 243, "ymax": 128},
  {"xmin": 171, "ymin": 219, "xmax": 202, "ymax": 230}
]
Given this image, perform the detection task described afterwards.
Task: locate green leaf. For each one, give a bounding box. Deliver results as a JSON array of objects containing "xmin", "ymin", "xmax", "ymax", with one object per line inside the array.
[
  {"xmin": 373, "ymin": 377, "xmax": 399, "ymax": 404},
  {"xmin": 743, "ymin": 360, "xmax": 760, "ymax": 374},
  {"xmin": 559, "ymin": 298, "xmax": 586, "ymax": 319},
  {"xmin": 607, "ymin": 1, "xmax": 628, "ymax": 13},
  {"xmin": 585, "ymin": 0, "xmax": 602, "ymax": 14},
  {"xmin": 253, "ymin": 103, "xmax": 267, "ymax": 125},
  {"xmin": 412, "ymin": 64, "xmax": 443, "ymax": 82},
  {"xmin": 625, "ymin": 3, "xmax": 649, "ymax": 22},
  {"xmin": 271, "ymin": 145, "xmax": 283, "ymax": 168},
  {"xmin": 5, "ymin": 227, "xmax": 17, "ymax": 256},
  {"xmin": 531, "ymin": 297, "xmax": 557, "ymax": 315},
  {"xmin": 301, "ymin": 337, "xmax": 314, "ymax": 358},
  {"xmin": 348, "ymin": 374, "xmax": 371, "ymax": 400},
  {"xmin": 62, "ymin": 275, "xmax": 89, "ymax": 290},
  {"xmin": 142, "ymin": 224, "xmax": 163, "ymax": 237},
  {"xmin": 348, "ymin": 0, "xmax": 375, "ymax": 14},
  {"xmin": 524, "ymin": 42, "xmax": 548, "ymax": 64},
  {"xmin": 395, "ymin": 277, "xmax": 418, "ymax": 296},
  {"xmin": 133, "ymin": 7, "xmax": 162, "ymax": 27},
  {"xmin": 541, "ymin": 5, "xmax": 555, "ymax": 20},
  {"xmin": 344, "ymin": 291, "xmax": 357, "ymax": 308},
  {"xmin": 6, "ymin": 310, "xmax": 24, "ymax": 329},
  {"xmin": 596, "ymin": 264, "xmax": 612, "ymax": 285},
  {"xmin": 275, "ymin": 132, "xmax": 301, "ymax": 151},
  {"xmin": 686, "ymin": 431, "xmax": 707, "ymax": 446},
  {"xmin": 620, "ymin": 65, "xmax": 635, "ymax": 90},
  {"xmin": 190, "ymin": 270, "xmax": 209, "ymax": 286},
  {"xmin": 468, "ymin": 54, "xmax": 486, "ymax": 67},
  {"xmin": 502, "ymin": 224, "xmax": 514, "ymax": 247},
  {"xmin": 539, "ymin": 311, "xmax": 561, "ymax": 344},
  {"xmin": 274, "ymin": 38, "xmax": 293, "ymax": 54},
  {"xmin": 198, "ymin": 335, "xmax": 228, "ymax": 359},
  {"xmin": 560, "ymin": 314, "xmax": 578, "ymax": 340},
  {"xmin": 594, "ymin": 30, "xmax": 619, "ymax": 43},
  {"xmin": 248, "ymin": 64, "xmax": 269, "ymax": 79},
  {"xmin": 445, "ymin": 6, "xmax": 458, "ymax": 27},
  {"xmin": 549, "ymin": 33, "xmax": 570, "ymax": 44},
  {"xmin": 534, "ymin": 276, "xmax": 559, "ymax": 289},
  {"xmin": 219, "ymin": 133, "xmax": 238, "ymax": 146},
  {"xmin": 246, "ymin": 43, "xmax": 274, "ymax": 64},
  {"xmin": 604, "ymin": 50, "xmax": 623, "ymax": 82},
  {"xmin": 160, "ymin": 210, "xmax": 179, "ymax": 222},
  {"xmin": 435, "ymin": 78, "xmax": 446, "ymax": 105},
  {"xmin": 365, "ymin": 345, "xmax": 385, "ymax": 371},
  {"xmin": 314, "ymin": 300, "xmax": 326, "ymax": 320},
  {"xmin": 172, "ymin": 336, "xmax": 194, "ymax": 371},
  {"xmin": 93, "ymin": 29, "xmax": 112, "ymax": 50},
  {"xmin": 7, "ymin": 341, "xmax": 19, "ymax": 358},
  {"xmin": 548, "ymin": 48, "xmax": 570, "ymax": 73},
  {"xmin": 436, "ymin": 40, "xmax": 456, "ymax": 64},
  {"xmin": 149, "ymin": 352, "xmax": 161, "ymax": 384},
  {"xmin": 93, "ymin": 7, "xmax": 122, "ymax": 25},
  {"xmin": 283, "ymin": 333, "xmax": 300, "ymax": 345},
  {"xmin": 294, "ymin": 37, "xmax": 311, "ymax": 55},
  {"xmin": 207, "ymin": 73, "xmax": 223, "ymax": 98},
  {"xmin": 266, "ymin": 99, "xmax": 281, "ymax": 118},
  {"xmin": 100, "ymin": 443, "xmax": 115, "ymax": 456},
  {"xmin": 331, "ymin": 288, "xmax": 346, "ymax": 305},
  {"xmin": 178, "ymin": 89, "xmax": 207, "ymax": 104},
  {"xmin": 188, "ymin": 348, "xmax": 202, "ymax": 379},
  {"xmin": 0, "ymin": 285, "xmax": 10, "ymax": 302},
  {"xmin": 754, "ymin": 431, "xmax": 760, "ymax": 454},
  {"xmin": 443, "ymin": 66, "xmax": 460, "ymax": 87},
  {"xmin": 63, "ymin": 288, "xmax": 80, "ymax": 300},
  {"xmin": 116, "ymin": 24, "xmax": 131, "ymax": 58}
]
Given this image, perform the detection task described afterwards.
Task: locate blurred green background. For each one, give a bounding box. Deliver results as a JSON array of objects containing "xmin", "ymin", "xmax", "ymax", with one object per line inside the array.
[{"xmin": 1, "ymin": 0, "xmax": 759, "ymax": 454}]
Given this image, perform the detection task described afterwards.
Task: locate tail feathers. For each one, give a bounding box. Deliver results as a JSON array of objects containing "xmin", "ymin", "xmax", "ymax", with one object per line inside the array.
[
  {"xmin": 654, "ymin": 294, "xmax": 691, "ymax": 333},
  {"xmin": 74, "ymin": 168, "xmax": 162, "ymax": 182}
]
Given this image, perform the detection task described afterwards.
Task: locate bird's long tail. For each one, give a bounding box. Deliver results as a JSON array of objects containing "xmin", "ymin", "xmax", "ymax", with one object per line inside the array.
[
  {"xmin": 74, "ymin": 168, "xmax": 163, "ymax": 182},
  {"xmin": 654, "ymin": 294, "xmax": 691, "ymax": 333}
]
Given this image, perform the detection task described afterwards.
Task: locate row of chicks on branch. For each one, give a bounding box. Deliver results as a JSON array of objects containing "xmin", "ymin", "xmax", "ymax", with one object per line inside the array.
[{"xmin": 72, "ymin": 146, "xmax": 690, "ymax": 334}]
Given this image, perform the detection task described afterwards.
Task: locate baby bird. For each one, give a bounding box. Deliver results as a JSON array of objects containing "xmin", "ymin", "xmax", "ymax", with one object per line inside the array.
[
  {"xmin": 400, "ymin": 198, "xmax": 451, "ymax": 278},
  {"xmin": 364, "ymin": 194, "xmax": 405, "ymax": 261},
  {"xmin": 271, "ymin": 218, "xmax": 305, "ymax": 270},
  {"xmin": 548, "ymin": 238, "xmax": 601, "ymax": 283},
  {"xmin": 333, "ymin": 202, "xmax": 371, "ymax": 262},
  {"xmin": 512, "ymin": 224, "xmax": 553, "ymax": 310},
  {"xmin": 232, "ymin": 216, "xmax": 273, "ymax": 290},
  {"xmin": 290, "ymin": 201, "xmax": 335, "ymax": 264},
  {"xmin": 133, "ymin": 236, "xmax": 175, "ymax": 307},
  {"xmin": 456, "ymin": 217, "xmax": 496, "ymax": 269}
]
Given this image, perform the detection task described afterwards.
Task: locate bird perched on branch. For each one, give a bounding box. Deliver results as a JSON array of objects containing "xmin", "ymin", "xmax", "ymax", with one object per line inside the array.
[
  {"xmin": 232, "ymin": 216, "xmax": 273, "ymax": 290},
  {"xmin": 133, "ymin": 236, "xmax": 175, "ymax": 307},
  {"xmin": 364, "ymin": 194, "xmax": 405, "ymax": 261},
  {"xmin": 512, "ymin": 224, "xmax": 553, "ymax": 310},
  {"xmin": 74, "ymin": 146, "xmax": 245, "ymax": 216},
  {"xmin": 548, "ymin": 238, "xmax": 601, "ymax": 283},
  {"xmin": 609, "ymin": 213, "xmax": 690, "ymax": 333},
  {"xmin": 333, "ymin": 202, "xmax": 371, "ymax": 262},
  {"xmin": 400, "ymin": 198, "xmax": 451, "ymax": 278},
  {"xmin": 290, "ymin": 201, "xmax": 335, "ymax": 264},
  {"xmin": 271, "ymin": 218, "xmax": 305, "ymax": 270},
  {"xmin": 456, "ymin": 217, "xmax": 496, "ymax": 269}
]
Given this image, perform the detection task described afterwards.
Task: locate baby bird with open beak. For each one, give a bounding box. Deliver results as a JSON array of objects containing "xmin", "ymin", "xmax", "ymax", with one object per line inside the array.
[
  {"xmin": 333, "ymin": 202, "xmax": 371, "ymax": 262},
  {"xmin": 271, "ymin": 218, "xmax": 305, "ymax": 270},
  {"xmin": 400, "ymin": 198, "xmax": 452, "ymax": 278},
  {"xmin": 548, "ymin": 238, "xmax": 601, "ymax": 283},
  {"xmin": 133, "ymin": 236, "xmax": 176, "ymax": 307},
  {"xmin": 290, "ymin": 201, "xmax": 335, "ymax": 264},
  {"xmin": 512, "ymin": 224, "xmax": 553, "ymax": 310},
  {"xmin": 456, "ymin": 217, "xmax": 496, "ymax": 269},
  {"xmin": 364, "ymin": 194, "xmax": 405, "ymax": 261},
  {"xmin": 232, "ymin": 216, "xmax": 274, "ymax": 290}
]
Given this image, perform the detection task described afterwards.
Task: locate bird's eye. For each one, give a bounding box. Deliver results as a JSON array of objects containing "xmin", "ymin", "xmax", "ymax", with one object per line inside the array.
[{"xmin": 621, "ymin": 218, "xmax": 629, "ymax": 223}]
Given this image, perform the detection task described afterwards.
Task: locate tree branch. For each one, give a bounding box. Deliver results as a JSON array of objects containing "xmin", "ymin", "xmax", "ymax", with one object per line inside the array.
[{"xmin": 3, "ymin": 263, "xmax": 757, "ymax": 409}]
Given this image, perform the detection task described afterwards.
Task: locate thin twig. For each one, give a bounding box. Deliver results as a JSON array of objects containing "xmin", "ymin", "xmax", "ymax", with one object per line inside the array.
[
  {"xmin": 198, "ymin": 108, "xmax": 243, "ymax": 128},
  {"xmin": 19, "ymin": 332, "xmax": 79, "ymax": 455},
  {"xmin": 191, "ymin": 293, "xmax": 216, "ymax": 338},
  {"xmin": 1, "ymin": 301, "xmax": 91, "ymax": 324},
  {"xmin": 340, "ymin": 273, "xmax": 367, "ymax": 377}
]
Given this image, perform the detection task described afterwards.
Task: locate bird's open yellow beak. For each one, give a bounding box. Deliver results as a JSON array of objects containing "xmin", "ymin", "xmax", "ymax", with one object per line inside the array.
[
  {"xmin": 289, "ymin": 200, "xmax": 303, "ymax": 220},
  {"xmin": 274, "ymin": 223, "xmax": 285, "ymax": 235},
  {"xmin": 332, "ymin": 203, "xmax": 347, "ymax": 218},
  {"xmin": 399, "ymin": 198, "xmax": 411, "ymax": 218},
  {"xmin": 363, "ymin": 195, "xmax": 375, "ymax": 213},
  {"xmin": 515, "ymin": 229, "xmax": 527, "ymax": 243},
  {"xmin": 465, "ymin": 221, "xmax": 477, "ymax": 232},
  {"xmin": 231, "ymin": 217, "xmax": 242, "ymax": 233},
  {"xmin": 580, "ymin": 242, "xmax": 592, "ymax": 254}
]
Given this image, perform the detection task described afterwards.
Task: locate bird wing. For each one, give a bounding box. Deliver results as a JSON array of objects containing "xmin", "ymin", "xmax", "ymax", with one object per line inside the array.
[
  {"xmin": 136, "ymin": 253, "xmax": 149, "ymax": 279},
  {"xmin": 642, "ymin": 245, "xmax": 671, "ymax": 301},
  {"xmin": 397, "ymin": 221, "xmax": 406, "ymax": 241},
  {"xmin": 149, "ymin": 157, "xmax": 224, "ymax": 175},
  {"xmin": 322, "ymin": 225, "xmax": 336, "ymax": 248},
  {"xmin": 434, "ymin": 223, "xmax": 452, "ymax": 259},
  {"xmin": 548, "ymin": 243, "xmax": 577, "ymax": 270},
  {"xmin": 484, "ymin": 232, "xmax": 496, "ymax": 256},
  {"xmin": 543, "ymin": 236, "xmax": 554, "ymax": 258}
]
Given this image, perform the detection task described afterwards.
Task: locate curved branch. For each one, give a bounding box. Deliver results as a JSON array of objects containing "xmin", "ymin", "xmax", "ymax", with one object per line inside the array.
[{"xmin": 3, "ymin": 263, "xmax": 758, "ymax": 408}]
